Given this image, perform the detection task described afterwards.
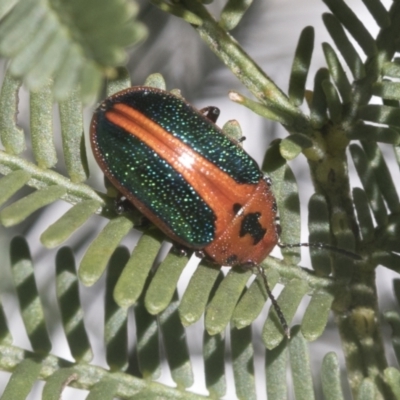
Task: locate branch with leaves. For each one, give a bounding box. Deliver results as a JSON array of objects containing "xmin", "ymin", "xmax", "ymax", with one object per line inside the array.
[{"xmin": 0, "ymin": 0, "xmax": 400, "ymax": 399}]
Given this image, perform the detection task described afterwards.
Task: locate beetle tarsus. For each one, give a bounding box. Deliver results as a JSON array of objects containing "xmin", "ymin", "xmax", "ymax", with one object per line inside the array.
[
  {"xmin": 114, "ymin": 195, "xmax": 133, "ymax": 214},
  {"xmin": 172, "ymin": 245, "xmax": 189, "ymax": 257}
]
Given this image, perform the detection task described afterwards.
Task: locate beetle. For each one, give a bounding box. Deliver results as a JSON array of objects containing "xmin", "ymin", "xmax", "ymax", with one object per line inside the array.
[
  {"xmin": 90, "ymin": 86, "xmax": 280, "ymax": 269},
  {"xmin": 90, "ymin": 86, "xmax": 361, "ymax": 337}
]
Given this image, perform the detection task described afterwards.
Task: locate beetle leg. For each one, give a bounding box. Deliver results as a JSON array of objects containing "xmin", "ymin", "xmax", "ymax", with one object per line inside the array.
[
  {"xmin": 114, "ymin": 194, "xmax": 134, "ymax": 215},
  {"xmin": 195, "ymin": 250, "xmax": 206, "ymax": 259},
  {"xmin": 171, "ymin": 244, "xmax": 189, "ymax": 258},
  {"xmin": 240, "ymin": 263, "xmax": 290, "ymax": 338},
  {"xmin": 114, "ymin": 195, "xmax": 150, "ymax": 227},
  {"xmin": 200, "ymin": 106, "xmax": 220, "ymax": 123}
]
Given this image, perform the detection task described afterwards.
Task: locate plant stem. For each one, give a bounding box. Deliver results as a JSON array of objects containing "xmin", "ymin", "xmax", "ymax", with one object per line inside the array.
[
  {"xmin": 181, "ymin": 0, "xmax": 310, "ymax": 134},
  {"xmin": 0, "ymin": 344, "xmax": 208, "ymax": 399},
  {"xmin": 0, "ymin": 150, "xmax": 121, "ymax": 219},
  {"xmin": 0, "ymin": 150, "xmax": 103, "ymax": 205}
]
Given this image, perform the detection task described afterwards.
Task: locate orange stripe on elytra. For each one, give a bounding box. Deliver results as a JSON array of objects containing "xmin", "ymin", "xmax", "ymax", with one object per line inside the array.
[{"xmin": 106, "ymin": 103, "xmax": 258, "ymax": 237}]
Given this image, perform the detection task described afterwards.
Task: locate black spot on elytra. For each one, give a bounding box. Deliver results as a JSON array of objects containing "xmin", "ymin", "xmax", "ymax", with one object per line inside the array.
[{"xmin": 239, "ymin": 212, "xmax": 266, "ymax": 245}]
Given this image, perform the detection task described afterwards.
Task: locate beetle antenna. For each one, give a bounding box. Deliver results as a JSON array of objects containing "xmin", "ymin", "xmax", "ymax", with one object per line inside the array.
[
  {"xmin": 278, "ymin": 242, "xmax": 362, "ymax": 260},
  {"xmin": 255, "ymin": 265, "xmax": 290, "ymax": 338}
]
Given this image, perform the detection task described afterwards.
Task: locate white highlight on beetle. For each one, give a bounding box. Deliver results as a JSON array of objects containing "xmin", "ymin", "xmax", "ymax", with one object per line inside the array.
[{"xmin": 178, "ymin": 152, "xmax": 195, "ymax": 169}]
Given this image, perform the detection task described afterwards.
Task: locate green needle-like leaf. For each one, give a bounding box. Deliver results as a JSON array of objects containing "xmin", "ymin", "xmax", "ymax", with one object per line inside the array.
[
  {"xmin": 383, "ymin": 61, "xmax": 400, "ymax": 78},
  {"xmin": 55, "ymin": 247, "xmax": 93, "ymax": 363},
  {"xmin": 372, "ymin": 82, "xmax": 400, "ymax": 101},
  {"xmin": 41, "ymin": 200, "xmax": 102, "ymax": 248},
  {"xmin": 384, "ymin": 367, "xmax": 400, "ymax": 399},
  {"xmin": 86, "ymin": 379, "xmax": 120, "ymax": 400},
  {"xmin": 348, "ymin": 122, "xmax": 400, "ymax": 145},
  {"xmin": 266, "ymin": 338, "xmax": 288, "ymax": 399},
  {"xmin": 42, "ymin": 368, "xmax": 78, "ymax": 400},
  {"xmin": 263, "ymin": 141, "xmax": 301, "ymax": 264},
  {"xmin": 150, "ymin": 0, "xmax": 203, "ymax": 26},
  {"xmin": 0, "ymin": 69, "xmax": 24, "ymax": 154},
  {"xmin": 0, "ymin": 185, "xmax": 67, "ymax": 226},
  {"xmin": 114, "ymin": 233, "xmax": 163, "ymax": 309},
  {"xmin": 321, "ymin": 352, "xmax": 345, "ymax": 400},
  {"xmin": 79, "ymin": 216, "xmax": 133, "ymax": 286},
  {"xmin": 0, "ymin": 0, "xmax": 18, "ymax": 20},
  {"xmin": 350, "ymin": 144, "xmax": 388, "ymax": 227},
  {"xmin": 10, "ymin": 236, "xmax": 52, "ymax": 353},
  {"xmin": 8, "ymin": 10, "xmax": 58, "ymax": 78},
  {"xmin": 204, "ymin": 331, "xmax": 226, "ymax": 397},
  {"xmin": 0, "ymin": 0, "xmax": 147, "ymax": 101},
  {"xmin": 322, "ymin": 43, "xmax": 352, "ymax": 104},
  {"xmin": 134, "ymin": 290, "xmax": 161, "ymax": 380},
  {"xmin": 362, "ymin": 141, "xmax": 400, "ymax": 213},
  {"xmin": 279, "ymin": 133, "xmax": 313, "ymax": 160},
  {"xmin": 289, "ymin": 326, "xmax": 315, "ymax": 400},
  {"xmin": 310, "ymin": 68, "xmax": 329, "ymax": 128},
  {"xmin": 0, "ymin": 0, "xmax": 42, "ymax": 57},
  {"xmin": 1, "ymin": 358, "xmax": 41, "ymax": 400},
  {"xmin": 144, "ymin": 73, "xmax": 167, "ymax": 90},
  {"xmin": 301, "ymin": 291, "xmax": 334, "ymax": 341},
  {"xmin": 59, "ymin": 88, "xmax": 88, "ymax": 183},
  {"xmin": 159, "ymin": 291, "xmax": 193, "ymax": 388},
  {"xmin": 322, "ymin": 13, "xmax": 365, "ymax": 80},
  {"xmin": 232, "ymin": 269, "xmax": 279, "ymax": 329},
  {"xmin": 229, "ymin": 91, "xmax": 290, "ymax": 125},
  {"xmin": 79, "ymin": 61, "xmax": 103, "ymax": 105},
  {"xmin": 322, "ymin": 79, "xmax": 342, "ymax": 123},
  {"xmin": 30, "ymin": 81, "xmax": 57, "ymax": 168},
  {"xmin": 384, "ymin": 309, "xmax": 400, "ymax": 366},
  {"xmin": 205, "ymin": 268, "xmax": 251, "ymax": 335},
  {"xmin": 222, "ymin": 120, "xmax": 243, "ymax": 143},
  {"xmin": 145, "ymin": 251, "xmax": 188, "ymax": 315},
  {"xmin": 263, "ymin": 279, "xmax": 309, "ymax": 349},
  {"xmin": 0, "ymin": 301, "xmax": 12, "ymax": 345},
  {"xmin": 288, "ymin": 26, "xmax": 314, "ymax": 106},
  {"xmin": 0, "ymin": 169, "xmax": 30, "ymax": 207},
  {"xmin": 220, "ymin": 0, "xmax": 253, "ymax": 31},
  {"xmin": 105, "ymin": 248, "xmax": 129, "ymax": 372},
  {"xmin": 323, "ymin": 0, "xmax": 377, "ymax": 57},
  {"xmin": 308, "ymin": 193, "xmax": 332, "ymax": 276},
  {"xmin": 231, "ymin": 325, "xmax": 256, "ymax": 400},
  {"xmin": 179, "ymin": 260, "xmax": 221, "ymax": 327},
  {"xmin": 359, "ymin": 104, "xmax": 400, "ymax": 126},
  {"xmin": 357, "ymin": 378, "xmax": 377, "ymax": 400},
  {"xmin": 353, "ymin": 188, "xmax": 374, "ymax": 242},
  {"xmin": 362, "ymin": 0, "xmax": 391, "ymax": 28}
]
